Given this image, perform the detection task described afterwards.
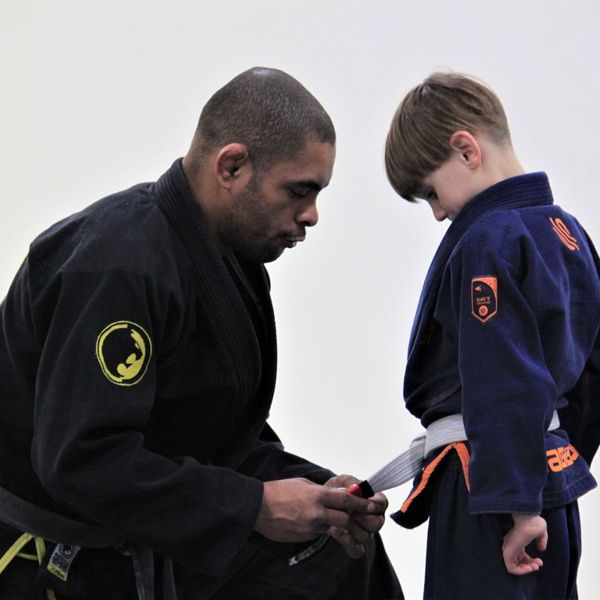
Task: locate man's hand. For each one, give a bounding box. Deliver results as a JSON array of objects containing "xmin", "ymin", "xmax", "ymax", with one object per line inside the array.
[
  {"xmin": 254, "ymin": 477, "xmax": 381, "ymax": 545},
  {"xmin": 325, "ymin": 474, "xmax": 388, "ymax": 559},
  {"xmin": 502, "ymin": 513, "xmax": 548, "ymax": 575}
]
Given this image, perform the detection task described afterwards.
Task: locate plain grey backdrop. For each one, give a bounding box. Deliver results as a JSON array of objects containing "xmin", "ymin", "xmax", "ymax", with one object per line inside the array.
[{"xmin": 2, "ymin": 1, "xmax": 599, "ymax": 598}]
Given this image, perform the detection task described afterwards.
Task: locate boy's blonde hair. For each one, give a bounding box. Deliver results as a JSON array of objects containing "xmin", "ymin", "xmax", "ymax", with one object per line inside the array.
[{"xmin": 385, "ymin": 72, "xmax": 512, "ymax": 201}]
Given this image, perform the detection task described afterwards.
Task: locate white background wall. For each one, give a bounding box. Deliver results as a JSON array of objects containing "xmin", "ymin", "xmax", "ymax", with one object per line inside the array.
[{"xmin": 1, "ymin": 1, "xmax": 599, "ymax": 598}]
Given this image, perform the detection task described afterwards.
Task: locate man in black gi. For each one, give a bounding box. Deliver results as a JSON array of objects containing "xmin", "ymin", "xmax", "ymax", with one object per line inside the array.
[{"xmin": 0, "ymin": 67, "xmax": 402, "ymax": 599}]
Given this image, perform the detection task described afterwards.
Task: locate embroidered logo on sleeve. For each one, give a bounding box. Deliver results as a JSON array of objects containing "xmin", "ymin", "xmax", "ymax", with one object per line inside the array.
[
  {"xmin": 471, "ymin": 276, "xmax": 498, "ymax": 323},
  {"xmin": 96, "ymin": 321, "xmax": 152, "ymax": 386},
  {"xmin": 549, "ymin": 217, "xmax": 579, "ymax": 251},
  {"xmin": 547, "ymin": 444, "xmax": 579, "ymax": 472}
]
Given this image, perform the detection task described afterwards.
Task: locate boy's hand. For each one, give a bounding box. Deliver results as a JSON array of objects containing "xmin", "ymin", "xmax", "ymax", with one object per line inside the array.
[
  {"xmin": 324, "ymin": 474, "xmax": 387, "ymax": 559},
  {"xmin": 502, "ymin": 513, "xmax": 548, "ymax": 575}
]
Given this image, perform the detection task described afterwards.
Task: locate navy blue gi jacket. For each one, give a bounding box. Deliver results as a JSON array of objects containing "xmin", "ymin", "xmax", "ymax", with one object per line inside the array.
[
  {"xmin": 0, "ymin": 160, "xmax": 334, "ymax": 587},
  {"xmin": 403, "ymin": 173, "xmax": 600, "ymax": 515}
]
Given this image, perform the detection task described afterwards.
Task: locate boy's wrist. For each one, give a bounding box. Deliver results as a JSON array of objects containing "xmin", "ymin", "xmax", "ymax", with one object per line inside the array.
[{"xmin": 511, "ymin": 512, "xmax": 542, "ymax": 525}]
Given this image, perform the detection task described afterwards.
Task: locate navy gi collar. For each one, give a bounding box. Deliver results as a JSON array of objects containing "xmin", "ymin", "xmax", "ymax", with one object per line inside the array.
[
  {"xmin": 450, "ymin": 171, "xmax": 553, "ymax": 235},
  {"xmin": 408, "ymin": 172, "xmax": 554, "ymax": 352}
]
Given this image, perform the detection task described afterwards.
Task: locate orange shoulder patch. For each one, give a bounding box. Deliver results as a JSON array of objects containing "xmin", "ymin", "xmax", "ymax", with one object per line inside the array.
[{"xmin": 471, "ymin": 276, "xmax": 498, "ymax": 323}]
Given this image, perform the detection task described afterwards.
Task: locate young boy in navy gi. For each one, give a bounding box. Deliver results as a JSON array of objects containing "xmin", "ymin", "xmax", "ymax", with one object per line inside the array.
[{"xmin": 384, "ymin": 72, "xmax": 600, "ymax": 599}]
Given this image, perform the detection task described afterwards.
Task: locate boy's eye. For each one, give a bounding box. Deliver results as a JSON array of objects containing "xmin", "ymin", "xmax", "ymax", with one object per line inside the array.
[{"xmin": 418, "ymin": 188, "xmax": 437, "ymax": 202}]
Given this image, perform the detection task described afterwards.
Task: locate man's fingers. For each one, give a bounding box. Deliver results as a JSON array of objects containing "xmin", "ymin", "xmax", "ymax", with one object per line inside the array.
[
  {"xmin": 322, "ymin": 487, "xmax": 380, "ymax": 514},
  {"xmin": 329, "ymin": 526, "xmax": 366, "ymax": 559},
  {"xmin": 324, "ymin": 474, "xmax": 359, "ymax": 489},
  {"xmin": 319, "ymin": 508, "xmax": 380, "ymax": 543},
  {"xmin": 319, "ymin": 507, "xmax": 351, "ymax": 530},
  {"xmin": 351, "ymin": 512, "xmax": 385, "ymax": 534},
  {"xmin": 344, "ymin": 520, "xmax": 373, "ymax": 546},
  {"xmin": 369, "ymin": 491, "xmax": 389, "ymax": 512}
]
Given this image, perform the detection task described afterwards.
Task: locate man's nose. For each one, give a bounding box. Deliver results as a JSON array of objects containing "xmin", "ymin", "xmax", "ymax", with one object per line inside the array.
[{"xmin": 296, "ymin": 198, "xmax": 319, "ymax": 227}]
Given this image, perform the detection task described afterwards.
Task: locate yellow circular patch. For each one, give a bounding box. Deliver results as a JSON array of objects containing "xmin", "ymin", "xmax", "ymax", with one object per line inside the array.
[{"xmin": 96, "ymin": 321, "xmax": 152, "ymax": 386}]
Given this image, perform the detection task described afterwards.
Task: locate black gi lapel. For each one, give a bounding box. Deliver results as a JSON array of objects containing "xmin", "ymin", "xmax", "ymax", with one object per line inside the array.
[{"xmin": 153, "ymin": 160, "xmax": 261, "ymax": 401}]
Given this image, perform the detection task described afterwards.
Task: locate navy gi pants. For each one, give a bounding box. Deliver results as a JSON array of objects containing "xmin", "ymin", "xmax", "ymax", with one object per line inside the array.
[{"xmin": 425, "ymin": 452, "xmax": 581, "ymax": 600}]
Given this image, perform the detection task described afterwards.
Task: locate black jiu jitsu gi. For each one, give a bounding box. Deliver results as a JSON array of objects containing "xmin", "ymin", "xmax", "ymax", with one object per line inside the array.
[
  {"xmin": 0, "ymin": 159, "xmax": 402, "ymax": 599},
  {"xmin": 393, "ymin": 172, "xmax": 600, "ymax": 599}
]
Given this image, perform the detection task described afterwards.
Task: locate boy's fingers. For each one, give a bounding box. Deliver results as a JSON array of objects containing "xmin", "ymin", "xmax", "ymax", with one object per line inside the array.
[{"xmin": 537, "ymin": 530, "xmax": 548, "ymax": 552}]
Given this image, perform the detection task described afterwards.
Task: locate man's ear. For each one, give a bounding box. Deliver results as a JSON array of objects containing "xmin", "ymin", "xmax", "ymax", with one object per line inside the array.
[
  {"xmin": 215, "ymin": 143, "xmax": 252, "ymax": 189},
  {"xmin": 449, "ymin": 131, "xmax": 482, "ymax": 169}
]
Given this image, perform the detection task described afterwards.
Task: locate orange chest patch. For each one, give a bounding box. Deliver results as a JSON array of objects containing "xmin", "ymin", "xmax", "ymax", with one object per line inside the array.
[{"xmin": 471, "ymin": 276, "xmax": 498, "ymax": 323}]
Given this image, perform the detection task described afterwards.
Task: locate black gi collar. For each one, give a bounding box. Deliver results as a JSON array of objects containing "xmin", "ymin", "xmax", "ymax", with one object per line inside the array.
[{"xmin": 153, "ymin": 159, "xmax": 265, "ymax": 406}]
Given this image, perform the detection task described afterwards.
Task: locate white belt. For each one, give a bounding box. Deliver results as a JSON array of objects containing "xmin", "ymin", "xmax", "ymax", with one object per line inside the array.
[
  {"xmin": 366, "ymin": 410, "xmax": 561, "ymax": 494},
  {"xmin": 288, "ymin": 410, "xmax": 560, "ymax": 566}
]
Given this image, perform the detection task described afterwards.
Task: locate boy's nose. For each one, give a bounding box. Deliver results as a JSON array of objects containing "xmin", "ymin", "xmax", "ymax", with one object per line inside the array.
[{"xmin": 430, "ymin": 204, "xmax": 447, "ymax": 222}]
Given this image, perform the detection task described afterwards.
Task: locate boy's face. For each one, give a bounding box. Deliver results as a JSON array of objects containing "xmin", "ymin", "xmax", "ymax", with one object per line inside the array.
[{"xmin": 419, "ymin": 152, "xmax": 476, "ymax": 222}]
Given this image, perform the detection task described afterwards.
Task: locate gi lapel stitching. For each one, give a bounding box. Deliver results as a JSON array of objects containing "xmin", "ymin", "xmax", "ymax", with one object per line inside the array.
[{"xmin": 154, "ymin": 160, "xmax": 261, "ymax": 403}]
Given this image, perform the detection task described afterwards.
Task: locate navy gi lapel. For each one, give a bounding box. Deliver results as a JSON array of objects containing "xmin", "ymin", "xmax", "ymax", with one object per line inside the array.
[{"xmin": 407, "ymin": 173, "xmax": 554, "ymax": 359}]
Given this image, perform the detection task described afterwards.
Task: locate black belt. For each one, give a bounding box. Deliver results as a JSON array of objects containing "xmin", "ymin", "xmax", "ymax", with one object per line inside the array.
[{"xmin": 0, "ymin": 486, "xmax": 176, "ymax": 600}]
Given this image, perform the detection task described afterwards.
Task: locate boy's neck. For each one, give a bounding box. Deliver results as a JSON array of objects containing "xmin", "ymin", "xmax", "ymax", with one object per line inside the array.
[{"xmin": 477, "ymin": 138, "xmax": 525, "ymax": 194}]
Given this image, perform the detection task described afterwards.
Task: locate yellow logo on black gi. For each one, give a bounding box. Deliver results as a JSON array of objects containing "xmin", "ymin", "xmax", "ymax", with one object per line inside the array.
[{"xmin": 96, "ymin": 321, "xmax": 152, "ymax": 386}]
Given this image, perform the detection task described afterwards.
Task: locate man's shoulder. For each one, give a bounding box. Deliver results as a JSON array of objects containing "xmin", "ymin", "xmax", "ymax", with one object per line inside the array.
[{"xmin": 30, "ymin": 181, "xmax": 178, "ymax": 278}]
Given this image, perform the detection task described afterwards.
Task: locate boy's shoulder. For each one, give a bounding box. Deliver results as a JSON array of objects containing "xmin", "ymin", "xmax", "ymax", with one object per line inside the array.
[
  {"xmin": 456, "ymin": 202, "xmax": 572, "ymax": 264},
  {"xmin": 459, "ymin": 204, "xmax": 533, "ymax": 245}
]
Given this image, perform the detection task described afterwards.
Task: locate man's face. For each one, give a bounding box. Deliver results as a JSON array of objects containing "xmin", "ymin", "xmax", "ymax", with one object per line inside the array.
[{"xmin": 220, "ymin": 140, "xmax": 335, "ymax": 263}]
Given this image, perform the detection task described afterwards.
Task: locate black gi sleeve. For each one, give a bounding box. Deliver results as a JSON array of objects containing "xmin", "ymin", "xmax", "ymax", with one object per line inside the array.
[
  {"xmin": 446, "ymin": 248, "xmax": 555, "ymax": 514},
  {"xmin": 237, "ymin": 423, "xmax": 336, "ymax": 484},
  {"xmin": 30, "ymin": 267, "xmax": 263, "ymax": 579},
  {"xmin": 561, "ymin": 332, "xmax": 600, "ymax": 466}
]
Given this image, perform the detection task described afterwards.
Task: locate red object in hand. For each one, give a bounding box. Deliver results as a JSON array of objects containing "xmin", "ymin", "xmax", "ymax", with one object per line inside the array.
[
  {"xmin": 347, "ymin": 483, "xmax": 361, "ymax": 496},
  {"xmin": 346, "ymin": 481, "xmax": 374, "ymax": 498}
]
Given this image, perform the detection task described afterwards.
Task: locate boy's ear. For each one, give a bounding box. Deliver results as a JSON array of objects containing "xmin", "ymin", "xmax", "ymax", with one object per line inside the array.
[
  {"xmin": 215, "ymin": 143, "xmax": 252, "ymax": 189},
  {"xmin": 449, "ymin": 131, "xmax": 482, "ymax": 169}
]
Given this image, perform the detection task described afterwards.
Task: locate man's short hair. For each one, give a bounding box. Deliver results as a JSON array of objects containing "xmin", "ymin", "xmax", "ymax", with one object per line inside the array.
[
  {"xmin": 385, "ymin": 71, "xmax": 511, "ymax": 201},
  {"xmin": 190, "ymin": 67, "xmax": 335, "ymax": 172}
]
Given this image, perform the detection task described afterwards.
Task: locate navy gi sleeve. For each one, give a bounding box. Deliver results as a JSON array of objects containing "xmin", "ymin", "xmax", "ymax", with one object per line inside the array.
[
  {"xmin": 29, "ymin": 266, "xmax": 263, "ymax": 578},
  {"xmin": 446, "ymin": 247, "xmax": 555, "ymax": 514}
]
